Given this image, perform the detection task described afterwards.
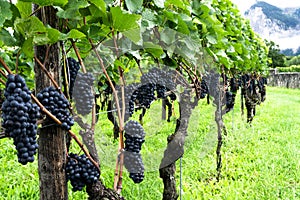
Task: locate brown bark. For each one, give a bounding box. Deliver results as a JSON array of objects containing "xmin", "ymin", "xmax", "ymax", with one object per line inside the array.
[
  {"xmin": 205, "ymin": 71, "xmax": 225, "ymax": 181},
  {"xmin": 35, "ymin": 6, "xmax": 68, "ymax": 200},
  {"xmin": 159, "ymin": 90, "xmax": 198, "ymax": 200}
]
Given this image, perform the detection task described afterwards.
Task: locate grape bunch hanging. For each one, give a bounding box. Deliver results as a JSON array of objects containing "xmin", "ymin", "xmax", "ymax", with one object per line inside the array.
[
  {"xmin": 73, "ymin": 72, "xmax": 95, "ymax": 116},
  {"xmin": 121, "ymin": 68, "xmax": 178, "ymax": 120},
  {"xmin": 66, "ymin": 57, "xmax": 81, "ymax": 98},
  {"xmin": 123, "ymin": 120, "xmax": 145, "ymax": 183},
  {"xmin": 140, "ymin": 67, "xmax": 177, "ymax": 100},
  {"xmin": 37, "ymin": 86, "xmax": 74, "ymax": 130},
  {"xmin": 1, "ymin": 74, "xmax": 40, "ymax": 165},
  {"xmin": 66, "ymin": 153, "xmax": 100, "ymax": 191}
]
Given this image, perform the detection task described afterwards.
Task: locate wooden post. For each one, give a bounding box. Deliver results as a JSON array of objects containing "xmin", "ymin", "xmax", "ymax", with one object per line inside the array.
[
  {"xmin": 162, "ymin": 99, "xmax": 166, "ymax": 120},
  {"xmin": 35, "ymin": 6, "xmax": 68, "ymax": 200}
]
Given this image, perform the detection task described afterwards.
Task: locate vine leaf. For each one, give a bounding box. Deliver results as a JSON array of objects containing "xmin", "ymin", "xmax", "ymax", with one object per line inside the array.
[
  {"xmin": 153, "ymin": 0, "xmax": 165, "ymax": 8},
  {"xmin": 19, "ymin": 0, "xmax": 68, "ymax": 6},
  {"xmin": 61, "ymin": 29, "xmax": 86, "ymax": 40},
  {"xmin": 0, "ymin": 0, "xmax": 13, "ymax": 27},
  {"xmin": 46, "ymin": 27, "xmax": 61, "ymax": 44},
  {"xmin": 21, "ymin": 37, "xmax": 34, "ymax": 58},
  {"xmin": 56, "ymin": 0, "xmax": 89, "ymax": 20},
  {"xmin": 165, "ymin": 0, "xmax": 187, "ymax": 10},
  {"xmin": 0, "ymin": 29, "xmax": 17, "ymax": 47},
  {"xmin": 16, "ymin": 1, "xmax": 32, "ymax": 18},
  {"xmin": 89, "ymin": 0, "xmax": 106, "ymax": 12},
  {"xmin": 206, "ymin": 34, "xmax": 218, "ymax": 45},
  {"xmin": 123, "ymin": 28, "xmax": 141, "ymax": 44},
  {"xmin": 125, "ymin": 0, "xmax": 143, "ymax": 13},
  {"xmin": 144, "ymin": 42, "xmax": 164, "ymax": 58},
  {"xmin": 110, "ymin": 7, "xmax": 141, "ymax": 32},
  {"xmin": 14, "ymin": 16, "xmax": 47, "ymax": 38}
]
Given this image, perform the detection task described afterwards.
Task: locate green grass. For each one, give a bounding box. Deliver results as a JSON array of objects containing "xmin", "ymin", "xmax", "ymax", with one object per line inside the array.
[{"xmin": 0, "ymin": 86, "xmax": 300, "ymax": 199}]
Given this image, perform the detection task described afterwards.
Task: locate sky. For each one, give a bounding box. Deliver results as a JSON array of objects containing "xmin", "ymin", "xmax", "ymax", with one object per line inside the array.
[{"xmin": 231, "ymin": 0, "xmax": 300, "ymax": 13}]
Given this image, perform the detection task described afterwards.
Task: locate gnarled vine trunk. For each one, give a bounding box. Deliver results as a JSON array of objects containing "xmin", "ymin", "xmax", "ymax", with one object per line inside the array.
[{"xmin": 160, "ymin": 90, "xmax": 198, "ymax": 200}]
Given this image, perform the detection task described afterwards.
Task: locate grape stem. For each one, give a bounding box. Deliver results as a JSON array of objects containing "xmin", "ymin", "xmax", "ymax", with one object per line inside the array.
[
  {"xmin": 34, "ymin": 56, "xmax": 73, "ymax": 111},
  {"xmin": 0, "ymin": 78, "xmax": 6, "ymax": 85},
  {"xmin": 0, "ymin": 131, "xmax": 8, "ymax": 139},
  {"xmin": 0, "ymin": 57, "xmax": 13, "ymax": 75},
  {"xmin": 34, "ymin": 56, "xmax": 61, "ymax": 92},
  {"xmin": 180, "ymin": 63, "xmax": 201, "ymax": 98},
  {"xmin": 30, "ymin": 94, "xmax": 99, "ymax": 170},
  {"xmin": 115, "ymin": 66, "xmax": 125, "ymax": 194},
  {"xmin": 71, "ymin": 40, "xmax": 87, "ymax": 73},
  {"xmin": 88, "ymin": 38, "xmax": 124, "ymax": 193},
  {"xmin": 0, "ymin": 69, "xmax": 7, "ymax": 78},
  {"xmin": 112, "ymin": 29, "xmax": 126, "ymax": 194}
]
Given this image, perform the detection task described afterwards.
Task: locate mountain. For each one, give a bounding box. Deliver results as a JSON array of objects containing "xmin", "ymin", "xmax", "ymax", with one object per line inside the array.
[{"xmin": 244, "ymin": 1, "xmax": 300, "ymax": 55}]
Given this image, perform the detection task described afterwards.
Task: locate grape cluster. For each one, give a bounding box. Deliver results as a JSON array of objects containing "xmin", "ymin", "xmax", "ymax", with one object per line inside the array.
[
  {"xmin": 156, "ymin": 84, "xmax": 167, "ymax": 99},
  {"xmin": 121, "ymin": 84, "xmax": 138, "ymax": 121},
  {"xmin": 66, "ymin": 153, "xmax": 100, "ymax": 191},
  {"xmin": 123, "ymin": 120, "xmax": 145, "ymax": 183},
  {"xmin": 131, "ymin": 83, "xmax": 156, "ymax": 109},
  {"xmin": 123, "ymin": 68, "xmax": 177, "ymax": 119},
  {"xmin": 66, "ymin": 57, "xmax": 81, "ymax": 98},
  {"xmin": 200, "ymin": 79, "xmax": 209, "ymax": 99},
  {"xmin": 224, "ymin": 77, "xmax": 239, "ymax": 113},
  {"xmin": 230, "ymin": 77, "xmax": 239, "ymax": 93},
  {"xmin": 73, "ymin": 72, "xmax": 95, "ymax": 116},
  {"xmin": 1, "ymin": 74, "xmax": 40, "ymax": 165},
  {"xmin": 141, "ymin": 68, "xmax": 176, "ymax": 100},
  {"xmin": 225, "ymin": 90, "xmax": 234, "ymax": 113},
  {"xmin": 258, "ymin": 77, "xmax": 267, "ymax": 102},
  {"xmin": 37, "ymin": 86, "xmax": 74, "ymax": 130}
]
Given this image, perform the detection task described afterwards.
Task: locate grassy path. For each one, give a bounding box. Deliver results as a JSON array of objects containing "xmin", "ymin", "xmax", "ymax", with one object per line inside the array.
[{"xmin": 0, "ymin": 87, "xmax": 299, "ymax": 199}]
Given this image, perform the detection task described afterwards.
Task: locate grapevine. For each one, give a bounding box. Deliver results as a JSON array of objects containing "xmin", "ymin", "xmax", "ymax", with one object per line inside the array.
[
  {"xmin": 66, "ymin": 153, "xmax": 100, "ymax": 191},
  {"xmin": 66, "ymin": 57, "xmax": 81, "ymax": 98},
  {"xmin": 73, "ymin": 72, "xmax": 95, "ymax": 116},
  {"xmin": 123, "ymin": 120, "xmax": 146, "ymax": 183},
  {"xmin": 1, "ymin": 74, "xmax": 40, "ymax": 165},
  {"xmin": 37, "ymin": 86, "xmax": 74, "ymax": 130}
]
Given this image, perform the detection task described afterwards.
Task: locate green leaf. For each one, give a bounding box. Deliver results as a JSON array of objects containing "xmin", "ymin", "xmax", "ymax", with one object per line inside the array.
[
  {"xmin": 160, "ymin": 28, "xmax": 176, "ymax": 45},
  {"xmin": 21, "ymin": 37, "xmax": 34, "ymax": 58},
  {"xmin": 153, "ymin": 0, "xmax": 165, "ymax": 8},
  {"xmin": 206, "ymin": 34, "xmax": 217, "ymax": 45},
  {"xmin": 141, "ymin": 9, "xmax": 158, "ymax": 30},
  {"xmin": 0, "ymin": 29, "xmax": 17, "ymax": 46},
  {"xmin": 16, "ymin": 1, "xmax": 32, "ymax": 18},
  {"xmin": 0, "ymin": 0, "xmax": 12, "ymax": 27},
  {"xmin": 56, "ymin": 0, "xmax": 89, "ymax": 20},
  {"xmin": 110, "ymin": 7, "xmax": 141, "ymax": 32},
  {"xmin": 60, "ymin": 29, "xmax": 86, "ymax": 40},
  {"xmin": 3, "ymin": 4, "xmax": 21, "ymax": 27},
  {"xmin": 165, "ymin": 0, "xmax": 187, "ymax": 10},
  {"xmin": 14, "ymin": 16, "xmax": 47, "ymax": 38},
  {"xmin": 177, "ymin": 16, "xmax": 189, "ymax": 34},
  {"xmin": 89, "ymin": 0, "xmax": 106, "ymax": 12},
  {"xmin": 144, "ymin": 42, "xmax": 164, "ymax": 58},
  {"xmin": 19, "ymin": 0, "xmax": 67, "ymax": 6},
  {"xmin": 125, "ymin": 0, "xmax": 143, "ymax": 13},
  {"xmin": 123, "ymin": 28, "xmax": 141, "ymax": 44},
  {"xmin": 216, "ymin": 49, "xmax": 227, "ymax": 58},
  {"xmin": 233, "ymin": 43, "xmax": 242, "ymax": 54},
  {"xmin": 226, "ymin": 45, "xmax": 236, "ymax": 54},
  {"xmin": 46, "ymin": 27, "xmax": 61, "ymax": 44}
]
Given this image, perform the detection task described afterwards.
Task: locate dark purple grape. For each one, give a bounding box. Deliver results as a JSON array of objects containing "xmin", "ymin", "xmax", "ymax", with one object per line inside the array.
[
  {"xmin": 66, "ymin": 153, "xmax": 99, "ymax": 191},
  {"xmin": 1, "ymin": 74, "xmax": 40, "ymax": 165},
  {"xmin": 37, "ymin": 86, "xmax": 73, "ymax": 130}
]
